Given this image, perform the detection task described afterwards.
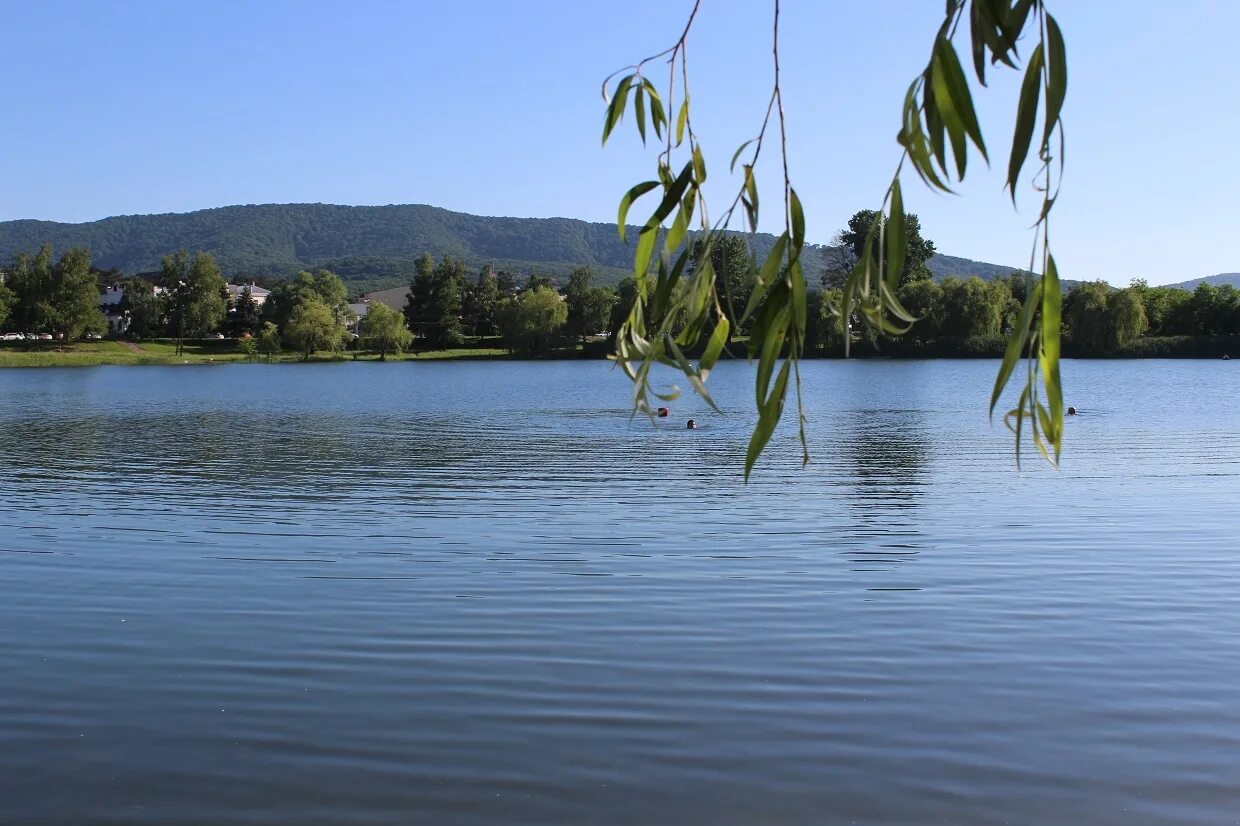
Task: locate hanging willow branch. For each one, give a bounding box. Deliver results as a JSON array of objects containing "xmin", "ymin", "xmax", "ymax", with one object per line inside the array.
[{"xmin": 603, "ymin": 0, "xmax": 1068, "ymax": 475}]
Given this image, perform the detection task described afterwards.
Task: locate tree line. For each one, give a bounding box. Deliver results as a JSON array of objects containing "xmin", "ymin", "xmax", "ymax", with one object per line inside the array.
[{"xmin": 4, "ymin": 219, "xmax": 1236, "ymax": 361}]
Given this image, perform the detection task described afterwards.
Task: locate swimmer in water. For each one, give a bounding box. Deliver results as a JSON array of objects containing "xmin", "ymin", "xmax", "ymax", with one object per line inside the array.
[
  {"xmin": 1067, "ymin": 406, "xmax": 1077, "ymax": 416},
  {"xmin": 687, "ymin": 419, "xmax": 697, "ymax": 429},
  {"xmin": 657, "ymin": 407, "xmax": 670, "ymax": 418}
]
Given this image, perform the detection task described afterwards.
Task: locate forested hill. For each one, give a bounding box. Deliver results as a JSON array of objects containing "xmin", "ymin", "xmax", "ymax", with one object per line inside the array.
[
  {"xmin": 1165, "ymin": 273, "xmax": 1240, "ymax": 290},
  {"xmin": 0, "ymin": 202, "xmax": 1020, "ymax": 290}
]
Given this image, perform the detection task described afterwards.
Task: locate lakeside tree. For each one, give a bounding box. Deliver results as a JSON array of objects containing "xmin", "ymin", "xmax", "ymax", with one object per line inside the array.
[
  {"xmin": 404, "ymin": 255, "xmax": 466, "ymax": 349},
  {"xmin": 162, "ymin": 250, "xmax": 226, "ymax": 354},
  {"xmin": 120, "ymin": 278, "xmax": 163, "ymax": 340},
  {"xmin": 4, "ymin": 244, "xmax": 106, "ymax": 339},
  {"xmin": 463, "ymin": 265, "xmax": 501, "ymax": 337},
  {"xmin": 360, "ymin": 301, "xmax": 413, "ymax": 360},
  {"xmin": 689, "ymin": 235, "xmax": 756, "ymax": 329},
  {"xmin": 256, "ymin": 321, "xmax": 282, "ymax": 360},
  {"xmin": 5, "ymin": 244, "xmax": 105, "ymax": 338},
  {"xmin": 231, "ymin": 285, "xmax": 261, "ymax": 336},
  {"xmin": 496, "ymin": 287, "xmax": 567, "ymax": 356},
  {"xmin": 0, "ymin": 278, "xmax": 12, "ymax": 330},
  {"xmin": 565, "ymin": 267, "xmax": 618, "ymax": 346},
  {"xmin": 823, "ymin": 210, "xmax": 937, "ymax": 291},
  {"xmin": 262, "ymin": 269, "xmax": 350, "ymax": 332},
  {"xmin": 284, "ymin": 295, "xmax": 343, "ymax": 360}
]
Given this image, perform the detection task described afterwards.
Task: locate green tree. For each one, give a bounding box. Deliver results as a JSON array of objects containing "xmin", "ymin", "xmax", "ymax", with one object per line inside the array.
[
  {"xmin": 1108, "ymin": 287, "xmax": 1147, "ymax": 347},
  {"xmin": 232, "ymin": 285, "xmax": 261, "ymax": 336},
  {"xmin": 119, "ymin": 278, "xmax": 163, "ymax": 340},
  {"xmin": 405, "ymin": 255, "xmax": 466, "ymax": 349},
  {"xmin": 163, "ymin": 250, "xmax": 226, "ymax": 353},
  {"xmin": 256, "ymin": 321, "xmax": 282, "ymax": 360},
  {"xmin": 48, "ymin": 247, "xmax": 106, "ymax": 339},
  {"xmin": 823, "ymin": 209, "xmax": 937, "ymax": 290},
  {"xmin": 262, "ymin": 269, "xmax": 351, "ymax": 332},
  {"xmin": 360, "ymin": 301, "xmax": 413, "ymax": 360},
  {"xmin": 938, "ymin": 276, "xmax": 1002, "ymax": 342},
  {"xmin": 284, "ymin": 295, "xmax": 343, "ymax": 360},
  {"xmin": 524, "ymin": 272, "xmax": 554, "ymax": 292},
  {"xmin": 693, "ymin": 235, "xmax": 756, "ymax": 328},
  {"xmin": 565, "ymin": 267, "xmax": 618, "ymax": 346},
  {"xmin": 5, "ymin": 245, "xmax": 105, "ymax": 339},
  {"xmin": 0, "ymin": 278, "xmax": 12, "ymax": 330},
  {"xmin": 463, "ymin": 265, "xmax": 501, "ymax": 337},
  {"xmin": 897, "ymin": 278, "xmax": 944, "ymax": 342},
  {"xmin": 1065, "ymin": 281, "xmax": 1112, "ymax": 354},
  {"xmin": 496, "ymin": 287, "xmax": 567, "ymax": 356},
  {"xmin": 5, "ymin": 244, "xmax": 55, "ymax": 334}
]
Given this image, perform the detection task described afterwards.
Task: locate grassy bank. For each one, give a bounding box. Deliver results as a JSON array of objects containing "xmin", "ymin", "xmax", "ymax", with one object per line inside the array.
[{"xmin": 0, "ymin": 339, "xmax": 513, "ymax": 368}]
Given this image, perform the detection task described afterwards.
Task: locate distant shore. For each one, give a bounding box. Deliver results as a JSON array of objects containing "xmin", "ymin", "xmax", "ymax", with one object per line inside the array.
[{"xmin": 1, "ymin": 335, "xmax": 1236, "ymax": 369}]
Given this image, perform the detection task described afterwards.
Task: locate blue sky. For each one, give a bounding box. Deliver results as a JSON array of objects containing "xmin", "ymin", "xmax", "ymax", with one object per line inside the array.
[{"xmin": 1, "ymin": 0, "xmax": 1236, "ymax": 285}]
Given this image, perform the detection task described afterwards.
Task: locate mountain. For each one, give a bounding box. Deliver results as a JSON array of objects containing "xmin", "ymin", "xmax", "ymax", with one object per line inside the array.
[
  {"xmin": 0, "ymin": 202, "xmax": 1024, "ymax": 292},
  {"xmin": 1163, "ymin": 273, "xmax": 1240, "ymax": 290}
]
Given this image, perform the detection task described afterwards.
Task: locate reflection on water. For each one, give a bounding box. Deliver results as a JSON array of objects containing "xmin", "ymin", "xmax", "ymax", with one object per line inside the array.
[{"xmin": 1, "ymin": 360, "xmax": 1239, "ymax": 825}]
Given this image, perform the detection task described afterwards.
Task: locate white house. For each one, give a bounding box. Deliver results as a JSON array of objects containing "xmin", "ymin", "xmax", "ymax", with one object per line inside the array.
[{"xmin": 226, "ymin": 283, "xmax": 271, "ymax": 306}]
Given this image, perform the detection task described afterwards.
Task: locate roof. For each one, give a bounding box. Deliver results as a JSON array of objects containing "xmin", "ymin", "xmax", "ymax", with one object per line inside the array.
[
  {"xmin": 226, "ymin": 283, "xmax": 271, "ymax": 298},
  {"xmin": 362, "ymin": 286, "xmax": 408, "ymax": 311}
]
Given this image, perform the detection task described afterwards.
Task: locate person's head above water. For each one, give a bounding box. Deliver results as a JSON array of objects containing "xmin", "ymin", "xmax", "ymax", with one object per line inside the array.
[
  {"xmin": 686, "ymin": 419, "xmax": 697, "ymax": 429},
  {"xmin": 657, "ymin": 407, "xmax": 670, "ymax": 418},
  {"xmin": 1067, "ymin": 406, "xmax": 1077, "ymax": 415}
]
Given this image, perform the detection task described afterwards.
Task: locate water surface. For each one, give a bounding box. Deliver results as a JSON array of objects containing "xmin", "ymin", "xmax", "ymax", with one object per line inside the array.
[{"xmin": 1, "ymin": 360, "xmax": 1238, "ymax": 824}]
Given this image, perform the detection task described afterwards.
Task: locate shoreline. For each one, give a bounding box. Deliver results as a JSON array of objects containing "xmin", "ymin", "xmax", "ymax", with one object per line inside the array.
[{"xmin": 1, "ymin": 338, "xmax": 1234, "ymax": 369}]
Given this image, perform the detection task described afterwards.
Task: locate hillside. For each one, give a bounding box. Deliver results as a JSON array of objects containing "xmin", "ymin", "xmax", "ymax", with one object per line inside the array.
[
  {"xmin": 1164, "ymin": 273, "xmax": 1240, "ymax": 290},
  {"xmin": 0, "ymin": 202, "xmax": 1023, "ymax": 291}
]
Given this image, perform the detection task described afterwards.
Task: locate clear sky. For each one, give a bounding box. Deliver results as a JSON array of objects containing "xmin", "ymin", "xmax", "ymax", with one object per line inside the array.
[{"xmin": 2, "ymin": 0, "xmax": 1236, "ymax": 285}]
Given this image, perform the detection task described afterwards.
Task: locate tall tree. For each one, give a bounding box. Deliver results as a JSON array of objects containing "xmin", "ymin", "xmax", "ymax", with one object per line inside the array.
[
  {"xmin": 6, "ymin": 244, "xmax": 56, "ymax": 334},
  {"xmin": 564, "ymin": 267, "xmax": 617, "ymax": 346},
  {"xmin": 464, "ymin": 265, "xmax": 501, "ymax": 337},
  {"xmin": 693, "ymin": 235, "xmax": 756, "ymax": 328},
  {"xmin": 284, "ymin": 295, "xmax": 343, "ymax": 360},
  {"xmin": 5, "ymin": 245, "xmax": 104, "ymax": 339},
  {"xmin": 119, "ymin": 278, "xmax": 163, "ymax": 340},
  {"xmin": 48, "ymin": 247, "xmax": 106, "ymax": 339},
  {"xmin": 359, "ymin": 301, "xmax": 413, "ymax": 360},
  {"xmin": 496, "ymin": 287, "xmax": 567, "ymax": 356},
  {"xmin": 232, "ymin": 285, "xmax": 261, "ymax": 336},
  {"xmin": 163, "ymin": 250, "xmax": 226, "ymax": 353},
  {"xmin": 823, "ymin": 209, "xmax": 937, "ymax": 290},
  {"xmin": 405, "ymin": 255, "xmax": 466, "ymax": 349}
]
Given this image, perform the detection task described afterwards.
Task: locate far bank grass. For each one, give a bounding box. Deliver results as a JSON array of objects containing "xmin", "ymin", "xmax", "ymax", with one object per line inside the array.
[{"xmin": 0, "ymin": 339, "xmax": 531, "ymax": 368}]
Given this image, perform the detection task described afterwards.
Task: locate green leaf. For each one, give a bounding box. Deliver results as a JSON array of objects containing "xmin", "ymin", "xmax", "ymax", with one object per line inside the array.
[
  {"xmin": 1044, "ymin": 14, "xmax": 1067, "ymax": 144},
  {"xmin": 676, "ymin": 98, "xmax": 689, "ymax": 146},
  {"xmin": 885, "ymin": 182, "xmax": 906, "ymax": 291},
  {"xmin": 744, "ymin": 360, "xmax": 790, "ymax": 480},
  {"xmin": 789, "ymin": 188, "xmax": 805, "ymax": 250},
  {"xmin": 1007, "ymin": 43, "xmax": 1043, "ymax": 201},
  {"xmin": 692, "ymin": 144, "xmax": 707, "ymax": 184},
  {"xmin": 1039, "ymin": 254, "xmax": 1063, "ymax": 459},
  {"xmin": 731, "ymin": 139, "xmax": 756, "ymax": 172},
  {"xmin": 634, "ymin": 224, "xmax": 658, "ymax": 280},
  {"xmin": 934, "ymin": 37, "xmax": 989, "ymax": 162},
  {"xmin": 700, "ymin": 316, "xmax": 730, "ymax": 375},
  {"xmin": 602, "ymin": 75, "xmax": 633, "ymax": 145},
  {"xmin": 642, "ymin": 79, "xmax": 666, "ymax": 139},
  {"xmin": 634, "ymin": 85, "xmax": 647, "ymax": 145},
  {"xmin": 789, "ymin": 258, "xmax": 807, "ymax": 336},
  {"xmin": 742, "ymin": 165, "xmax": 760, "ymax": 232},
  {"xmin": 617, "ymin": 181, "xmax": 658, "ymax": 242},
  {"xmin": 743, "ymin": 233, "xmax": 787, "ymax": 322},
  {"xmin": 989, "ymin": 281, "xmax": 1041, "ymax": 417},
  {"xmin": 651, "ymin": 162, "xmax": 695, "ymax": 226}
]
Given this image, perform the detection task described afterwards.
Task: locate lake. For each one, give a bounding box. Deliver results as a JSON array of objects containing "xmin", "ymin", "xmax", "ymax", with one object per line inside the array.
[{"xmin": 1, "ymin": 359, "xmax": 1238, "ymax": 824}]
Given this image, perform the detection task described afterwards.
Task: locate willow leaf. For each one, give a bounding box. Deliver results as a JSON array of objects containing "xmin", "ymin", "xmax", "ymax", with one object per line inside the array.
[{"xmin": 1007, "ymin": 43, "xmax": 1043, "ymax": 201}]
